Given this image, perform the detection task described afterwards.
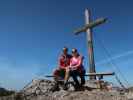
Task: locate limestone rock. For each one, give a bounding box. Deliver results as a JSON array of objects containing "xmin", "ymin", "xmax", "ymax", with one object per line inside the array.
[{"xmin": 0, "ymin": 79, "xmax": 131, "ymax": 100}]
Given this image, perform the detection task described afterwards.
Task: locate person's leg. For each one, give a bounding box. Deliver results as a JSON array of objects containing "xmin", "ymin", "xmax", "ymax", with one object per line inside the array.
[
  {"xmin": 63, "ymin": 68, "xmax": 70, "ymax": 90},
  {"xmin": 80, "ymin": 70, "xmax": 85, "ymax": 86},
  {"xmin": 64, "ymin": 67, "xmax": 70, "ymax": 83},
  {"xmin": 53, "ymin": 69, "xmax": 60, "ymax": 81},
  {"xmin": 80, "ymin": 75, "xmax": 85, "ymax": 86},
  {"xmin": 71, "ymin": 70, "xmax": 80, "ymax": 86}
]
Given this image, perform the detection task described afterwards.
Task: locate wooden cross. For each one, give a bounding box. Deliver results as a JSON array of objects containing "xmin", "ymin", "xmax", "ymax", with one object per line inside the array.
[{"xmin": 74, "ymin": 9, "xmax": 107, "ymax": 80}]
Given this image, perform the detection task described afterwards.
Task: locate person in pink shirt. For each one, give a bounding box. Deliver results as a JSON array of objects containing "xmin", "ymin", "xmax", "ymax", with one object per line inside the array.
[{"xmin": 65, "ymin": 48, "xmax": 85, "ymax": 89}]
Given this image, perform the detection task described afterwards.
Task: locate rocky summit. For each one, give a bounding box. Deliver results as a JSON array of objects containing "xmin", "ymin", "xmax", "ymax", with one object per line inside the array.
[{"xmin": 0, "ymin": 79, "xmax": 133, "ymax": 100}]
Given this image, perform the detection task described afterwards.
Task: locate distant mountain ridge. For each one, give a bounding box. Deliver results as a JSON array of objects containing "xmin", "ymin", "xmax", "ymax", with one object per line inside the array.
[{"xmin": 0, "ymin": 87, "xmax": 15, "ymax": 97}]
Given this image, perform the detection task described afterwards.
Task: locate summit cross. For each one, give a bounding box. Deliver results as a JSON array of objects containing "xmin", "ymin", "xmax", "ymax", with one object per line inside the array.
[{"xmin": 74, "ymin": 9, "xmax": 107, "ymax": 80}]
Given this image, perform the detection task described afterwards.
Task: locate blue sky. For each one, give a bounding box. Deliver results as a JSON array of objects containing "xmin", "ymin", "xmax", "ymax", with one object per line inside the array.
[{"xmin": 0, "ymin": 0, "xmax": 133, "ymax": 90}]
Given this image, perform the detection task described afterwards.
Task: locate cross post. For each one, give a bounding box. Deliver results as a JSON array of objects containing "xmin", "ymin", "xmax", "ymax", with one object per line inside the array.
[{"xmin": 74, "ymin": 9, "xmax": 107, "ymax": 80}]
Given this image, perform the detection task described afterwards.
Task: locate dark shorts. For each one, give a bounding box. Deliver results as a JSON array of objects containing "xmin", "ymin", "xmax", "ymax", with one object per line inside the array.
[{"xmin": 53, "ymin": 69, "xmax": 66, "ymax": 80}]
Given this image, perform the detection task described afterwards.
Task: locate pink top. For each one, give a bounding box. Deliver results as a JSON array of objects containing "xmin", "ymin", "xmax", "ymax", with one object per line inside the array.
[
  {"xmin": 70, "ymin": 56, "xmax": 83, "ymax": 69},
  {"xmin": 70, "ymin": 57, "xmax": 80, "ymax": 66}
]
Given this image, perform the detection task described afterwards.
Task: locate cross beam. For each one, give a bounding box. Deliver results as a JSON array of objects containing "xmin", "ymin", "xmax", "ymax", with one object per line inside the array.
[
  {"xmin": 74, "ymin": 9, "xmax": 107, "ymax": 80},
  {"xmin": 74, "ymin": 18, "xmax": 107, "ymax": 35}
]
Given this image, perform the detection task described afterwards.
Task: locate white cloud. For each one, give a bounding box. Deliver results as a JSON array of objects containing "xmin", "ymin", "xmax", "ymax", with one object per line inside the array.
[{"xmin": 96, "ymin": 50, "xmax": 133, "ymax": 66}]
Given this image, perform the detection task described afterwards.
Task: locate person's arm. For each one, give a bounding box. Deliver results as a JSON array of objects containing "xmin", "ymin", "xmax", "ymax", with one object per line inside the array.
[
  {"xmin": 58, "ymin": 56, "xmax": 63, "ymax": 68},
  {"xmin": 69, "ymin": 59, "xmax": 72, "ymax": 68}
]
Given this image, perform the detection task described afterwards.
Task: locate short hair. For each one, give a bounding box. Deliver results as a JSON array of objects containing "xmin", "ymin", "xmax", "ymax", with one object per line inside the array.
[{"xmin": 62, "ymin": 47, "xmax": 68, "ymax": 51}]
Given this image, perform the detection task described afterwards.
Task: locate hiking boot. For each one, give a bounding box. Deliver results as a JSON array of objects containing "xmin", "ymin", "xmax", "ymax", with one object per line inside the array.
[{"xmin": 63, "ymin": 81, "xmax": 68, "ymax": 90}]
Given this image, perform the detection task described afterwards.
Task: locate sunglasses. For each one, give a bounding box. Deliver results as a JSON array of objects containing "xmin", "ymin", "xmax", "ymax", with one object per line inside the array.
[{"xmin": 72, "ymin": 51, "xmax": 77, "ymax": 54}]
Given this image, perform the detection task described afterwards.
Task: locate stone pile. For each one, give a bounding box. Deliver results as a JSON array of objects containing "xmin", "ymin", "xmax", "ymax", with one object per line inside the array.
[
  {"xmin": 19, "ymin": 79, "xmax": 128, "ymax": 100},
  {"xmin": 0, "ymin": 79, "xmax": 132, "ymax": 100}
]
